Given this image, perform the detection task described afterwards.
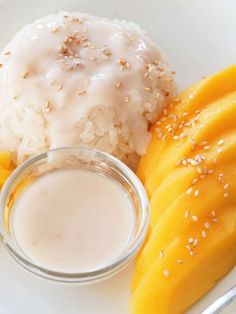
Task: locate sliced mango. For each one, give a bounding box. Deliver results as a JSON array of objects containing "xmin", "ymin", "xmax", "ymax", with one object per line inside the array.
[
  {"xmin": 137, "ymin": 65, "xmax": 236, "ymax": 184},
  {"xmin": 132, "ymin": 65, "xmax": 236, "ymax": 314},
  {"xmin": 149, "ymin": 131, "xmax": 236, "ymax": 229},
  {"xmin": 131, "ymin": 207, "xmax": 236, "ymax": 314},
  {"xmin": 132, "ymin": 162, "xmax": 236, "ymax": 289},
  {"xmin": 145, "ymin": 91, "xmax": 236, "ymax": 196},
  {"xmin": 0, "ymin": 151, "xmax": 14, "ymax": 188}
]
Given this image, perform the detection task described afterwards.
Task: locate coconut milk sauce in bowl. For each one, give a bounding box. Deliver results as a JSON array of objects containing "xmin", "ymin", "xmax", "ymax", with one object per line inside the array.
[{"xmin": 0, "ymin": 147, "xmax": 149, "ymax": 284}]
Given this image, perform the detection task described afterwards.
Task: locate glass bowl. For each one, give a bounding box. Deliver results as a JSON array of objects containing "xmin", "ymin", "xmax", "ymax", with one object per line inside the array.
[{"xmin": 0, "ymin": 147, "xmax": 149, "ymax": 284}]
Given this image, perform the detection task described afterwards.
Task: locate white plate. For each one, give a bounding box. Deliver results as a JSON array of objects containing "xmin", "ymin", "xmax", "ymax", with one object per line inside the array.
[{"xmin": 0, "ymin": 0, "xmax": 235, "ymax": 313}]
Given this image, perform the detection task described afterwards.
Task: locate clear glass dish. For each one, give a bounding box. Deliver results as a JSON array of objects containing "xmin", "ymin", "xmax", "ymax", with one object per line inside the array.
[{"xmin": 0, "ymin": 147, "xmax": 149, "ymax": 284}]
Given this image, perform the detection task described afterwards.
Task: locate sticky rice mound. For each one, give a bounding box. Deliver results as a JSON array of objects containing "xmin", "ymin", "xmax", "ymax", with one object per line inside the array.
[{"xmin": 0, "ymin": 12, "xmax": 176, "ymax": 168}]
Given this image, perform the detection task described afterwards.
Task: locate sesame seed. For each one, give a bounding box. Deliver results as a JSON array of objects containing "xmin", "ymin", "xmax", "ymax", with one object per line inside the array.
[
  {"xmin": 185, "ymin": 122, "xmax": 191, "ymax": 127},
  {"xmin": 23, "ymin": 71, "xmax": 29, "ymax": 79},
  {"xmin": 155, "ymin": 93, "xmax": 160, "ymax": 100},
  {"xmin": 224, "ymin": 192, "xmax": 229, "ymax": 198},
  {"xmin": 158, "ymin": 66, "xmax": 165, "ymax": 72},
  {"xmin": 173, "ymin": 135, "xmax": 179, "ymax": 140},
  {"xmin": 218, "ymin": 174, "xmax": 224, "ymax": 184},
  {"xmin": 186, "ymin": 244, "xmax": 191, "ymax": 251},
  {"xmin": 224, "ymin": 183, "xmax": 229, "ymax": 190},
  {"xmin": 4, "ymin": 51, "xmax": 11, "ymax": 56},
  {"xmin": 57, "ymin": 84, "xmax": 63, "ymax": 91},
  {"xmin": 144, "ymin": 87, "xmax": 152, "ymax": 93},
  {"xmin": 188, "ymin": 238, "xmax": 194, "ymax": 244},
  {"xmin": 199, "ymin": 141, "xmax": 208, "ymax": 146},
  {"xmin": 189, "ymin": 159, "xmax": 198, "ymax": 166},
  {"xmin": 78, "ymin": 90, "xmax": 86, "ymax": 96},
  {"xmin": 218, "ymin": 139, "xmax": 224, "ymax": 146},
  {"xmin": 205, "ymin": 222, "xmax": 211, "ymax": 229},
  {"xmin": 163, "ymin": 108, "xmax": 168, "ymax": 115},
  {"xmin": 158, "ymin": 72, "xmax": 165, "ymax": 79},
  {"xmin": 193, "ymin": 239, "xmax": 199, "ymax": 247},
  {"xmin": 102, "ymin": 48, "xmax": 112, "ymax": 57},
  {"xmin": 51, "ymin": 27, "xmax": 59, "ymax": 33},
  {"xmin": 189, "ymin": 94, "xmax": 194, "ymax": 99},
  {"xmin": 125, "ymin": 95, "xmax": 130, "ymax": 103},
  {"xmin": 200, "ymin": 174, "xmax": 206, "ymax": 180},
  {"xmin": 189, "ymin": 251, "xmax": 195, "ymax": 256},
  {"xmin": 118, "ymin": 58, "xmax": 130, "ymax": 70},
  {"xmin": 80, "ymin": 36, "xmax": 88, "ymax": 42},
  {"xmin": 171, "ymin": 70, "xmax": 176, "ymax": 75},
  {"xmin": 186, "ymin": 187, "xmax": 193, "ymax": 195},
  {"xmin": 191, "ymin": 138, "xmax": 196, "ymax": 151},
  {"xmin": 43, "ymin": 100, "xmax": 52, "ymax": 113},
  {"xmin": 200, "ymin": 155, "xmax": 207, "ymax": 161},
  {"xmin": 197, "ymin": 166, "xmax": 202, "ymax": 174},
  {"xmin": 194, "ymin": 190, "xmax": 200, "ymax": 197},
  {"xmin": 182, "ymin": 160, "xmax": 188, "ymax": 167},
  {"xmin": 201, "ymin": 230, "xmax": 207, "ymax": 238},
  {"xmin": 203, "ymin": 145, "xmax": 211, "ymax": 150},
  {"xmin": 211, "ymin": 210, "xmax": 216, "ymax": 217},
  {"xmin": 184, "ymin": 210, "xmax": 190, "ymax": 219},
  {"xmin": 12, "ymin": 95, "xmax": 19, "ymax": 100},
  {"xmin": 163, "ymin": 269, "xmax": 170, "ymax": 277},
  {"xmin": 192, "ymin": 215, "xmax": 199, "ymax": 222},
  {"xmin": 116, "ymin": 82, "xmax": 121, "ymax": 88},
  {"xmin": 0, "ymin": 63, "xmax": 2, "ymax": 68},
  {"xmin": 183, "ymin": 112, "xmax": 188, "ymax": 117},
  {"xmin": 162, "ymin": 134, "xmax": 167, "ymax": 141},
  {"xmin": 217, "ymin": 148, "xmax": 223, "ymax": 154},
  {"xmin": 177, "ymin": 259, "xmax": 183, "ymax": 264},
  {"xmin": 159, "ymin": 250, "xmax": 165, "ymax": 258},
  {"xmin": 212, "ymin": 218, "xmax": 218, "ymax": 223},
  {"xmin": 179, "ymin": 133, "xmax": 187, "ymax": 139},
  {"xmin": 173, "ymin": 97, "xmax": 181, "ymax": 103},
  {"xmin": 208, "ymin": 169, "xmax": 214, "ymax": 174},
  {"xmin": 144, "ymin": 72, "xmax": 149, "ymax": 78},
  {"xmin": 192, "ymin": 178, "xmax": 198, "ymax": 185}
]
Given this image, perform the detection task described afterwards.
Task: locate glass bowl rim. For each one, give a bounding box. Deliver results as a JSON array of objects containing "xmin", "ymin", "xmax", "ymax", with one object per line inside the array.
[{"xmin": 0, "ymin": 146, "xmax": 150, "ymax": 283}]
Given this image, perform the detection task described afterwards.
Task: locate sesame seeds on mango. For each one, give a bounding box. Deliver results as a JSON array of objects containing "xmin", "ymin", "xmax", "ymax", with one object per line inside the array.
[{"xmin": 131, "ymin": 65, "xmax": 236, "ymax": 314}]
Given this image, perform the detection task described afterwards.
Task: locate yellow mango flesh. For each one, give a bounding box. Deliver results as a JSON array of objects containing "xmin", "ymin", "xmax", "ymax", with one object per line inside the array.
[
  {"xmin": 131, "ymin": 207, "xmax": 236, "ymax": 314},
  {"xmin": 132, "ymin": 162, "xmax": 236, "ymax": 289},
  {"xmin": 149, "ymin": 132, "xmax": 236, "ymax": 229},
  {"xmin": 131, "ymin": 65, "xmax": 236, "ymax": 314},
  {"xmin": 137, "ymin": 65, "xmax": 236, "ymax": 184},
  {"xmin": 145, "ymin": 91, "xmax": 236, "ymax": 196},
  {"xmin": 0, "ymin": 151, "xmax": 14, "ymax": 188}
]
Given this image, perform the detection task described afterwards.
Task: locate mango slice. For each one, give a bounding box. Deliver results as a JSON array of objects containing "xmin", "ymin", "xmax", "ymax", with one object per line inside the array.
[
  {"xmin": 145, "ymin": 91, "xmax": 236, "ymax": 196},
  {"xmin": 0, "ymin": 151, "xmax": 14, "ymax": 188},
  {"xmin": 137, "ymin": 65, "xmax": 236, "ymax": 184},
  {"xmin": 131, "ymin": 207, "xmax": 236, "ymax": 314},
  {"xmin": 131, "ymin": 65, "xmax": 236, "ymax": 314}
]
